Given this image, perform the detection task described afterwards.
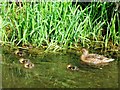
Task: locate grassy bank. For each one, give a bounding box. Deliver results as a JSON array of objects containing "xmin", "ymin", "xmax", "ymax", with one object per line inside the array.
[{"xmin": 0, "ymin": 2, "xmax": 120, "ymax": 51}]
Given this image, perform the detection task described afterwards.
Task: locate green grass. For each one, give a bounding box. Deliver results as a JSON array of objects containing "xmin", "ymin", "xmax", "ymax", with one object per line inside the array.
[{"xmin": 0, "ymin": 2, "xmax": 120, "ymax": 51}]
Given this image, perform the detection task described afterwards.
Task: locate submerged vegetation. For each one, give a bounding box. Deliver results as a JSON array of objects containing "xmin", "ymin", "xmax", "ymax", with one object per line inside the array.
[{"xmin": 0, "ymin": 2, "xmax": 120, "ymax": 51}]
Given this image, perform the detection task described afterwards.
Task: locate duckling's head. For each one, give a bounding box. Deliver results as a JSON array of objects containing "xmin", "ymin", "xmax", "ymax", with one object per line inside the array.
[
  {"xmin": 82, "ymin": 48, "xmax": 88, "ymax": 55},
  {"xmin": 67, "ymin": 64, "xmax": 73, "ymax": 69},
  {"xmin": 14, "ymin": 50, "xmax": 19, "ymax": 55}
]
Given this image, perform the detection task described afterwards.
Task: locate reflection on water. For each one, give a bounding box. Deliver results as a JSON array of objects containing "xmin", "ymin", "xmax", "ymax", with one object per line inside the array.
[{"xmin": 1, "ymin": 46, "xmax": 119, "ymax": 88}]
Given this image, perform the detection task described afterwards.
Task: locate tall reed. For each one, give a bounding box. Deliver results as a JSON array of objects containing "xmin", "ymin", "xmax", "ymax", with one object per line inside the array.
[{"xmin": 0, "ymin": 2, "xmax": 119, "ymax": 51}]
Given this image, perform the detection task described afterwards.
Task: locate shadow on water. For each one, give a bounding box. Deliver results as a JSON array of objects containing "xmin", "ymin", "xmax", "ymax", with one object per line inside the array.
[{"xmin": 1, "ymin": 46, "xmax": 119, "ymax": 88}]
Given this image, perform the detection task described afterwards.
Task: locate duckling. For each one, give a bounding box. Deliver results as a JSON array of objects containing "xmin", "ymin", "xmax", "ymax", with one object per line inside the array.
[
  {"xmin": 24, "ymin": 61, "xmax": 34, "ymax": 69},
  {"xmin": 19, "ymin": 58, "xmax": 29, "ymax": 64},
  {"xmin": 14, "ymin": 49, "xmax": 24, "ymax": 57},
  {"xmin": 67, "ymin": 64, "xmax": 79, "ymax": 71},
  {"xmin": 81, "ymin": 48, "xmax": 115, "ymax": 66}
]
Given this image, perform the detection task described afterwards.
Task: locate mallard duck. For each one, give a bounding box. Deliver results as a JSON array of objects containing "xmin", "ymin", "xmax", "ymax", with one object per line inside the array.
[
  {"xmin": 81, "ymin": 48, "xmax": 115, "ymax": 66},
  {"xmin": 24, "ymin": 61, "xmax": 34, "ymax": 69},
  {"xmin": 67, "ymin": 64, "xmax": 79, "ymax": 71}
]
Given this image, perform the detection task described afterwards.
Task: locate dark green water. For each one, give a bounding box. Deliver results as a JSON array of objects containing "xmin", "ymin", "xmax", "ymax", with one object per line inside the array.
[{"xmin": 1, "ymin": 46, "xmax": 119, "ymax": 88}]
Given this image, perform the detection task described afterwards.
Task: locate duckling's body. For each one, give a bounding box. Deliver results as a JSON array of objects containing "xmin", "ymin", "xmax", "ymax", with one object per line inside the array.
[{"xmin": 81, "ymin": 49, "xmax": 115, "ymax": 66}]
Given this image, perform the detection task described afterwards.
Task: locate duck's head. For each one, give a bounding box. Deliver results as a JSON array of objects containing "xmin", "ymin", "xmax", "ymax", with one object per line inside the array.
[{"xmin": 82, "ymin": 48, "xmax": 88, "ymax": 55}]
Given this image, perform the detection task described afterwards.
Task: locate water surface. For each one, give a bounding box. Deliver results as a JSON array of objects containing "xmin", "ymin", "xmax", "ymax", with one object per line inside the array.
[{"xmin": 1, "ymin": 46, "xmax": 119, "ymax": 88}]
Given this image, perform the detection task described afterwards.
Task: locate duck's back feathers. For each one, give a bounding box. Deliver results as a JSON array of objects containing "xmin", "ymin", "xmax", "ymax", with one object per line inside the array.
[{"xmin": 102, "ymin": 58, "xmax": 115, "ymax": 62}]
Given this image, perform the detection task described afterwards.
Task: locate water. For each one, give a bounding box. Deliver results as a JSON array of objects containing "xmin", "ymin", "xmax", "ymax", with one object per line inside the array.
[{"xmin": 1, "ymin": 46, "xmax": 119, "ymax": 88}]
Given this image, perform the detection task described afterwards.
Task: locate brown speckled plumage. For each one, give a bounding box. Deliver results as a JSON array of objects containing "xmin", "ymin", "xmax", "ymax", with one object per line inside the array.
[{"xmin": 81, "ymin": 48, "xmax": 115, "ymax": 66}]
